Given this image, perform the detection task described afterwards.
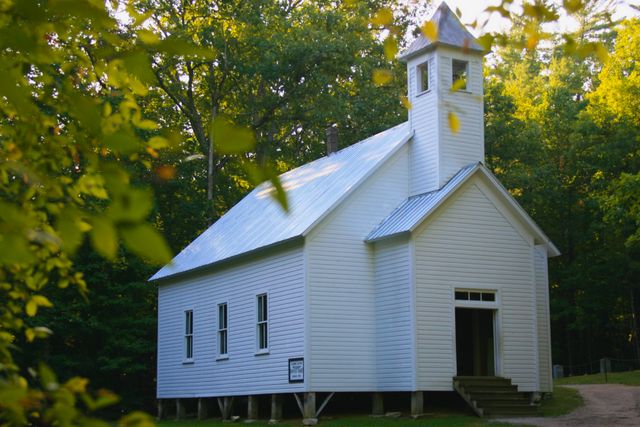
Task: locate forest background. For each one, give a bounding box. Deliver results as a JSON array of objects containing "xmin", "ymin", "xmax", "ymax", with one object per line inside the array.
[{"xmin": 1, "ymin": 0, "xmax": 639, "ymax": 423}]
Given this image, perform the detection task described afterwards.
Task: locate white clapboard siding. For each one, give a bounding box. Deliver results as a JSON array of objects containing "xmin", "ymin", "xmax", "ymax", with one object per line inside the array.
[
  {"xmin": 437, "ymin": 48, "xmax": 484, "ymax": 189},
  {"xmin": 414, "ymin": 177, "xmax": 538, "ymax": 391},
  {"xmin": 306, "ymin": 145, "xmax": 410, "ymax": 391},
  {"xmin": 535, "ymin": 245, "xmax": 553, "ymax": 392},
  {"xmin": 374, "ymin": 238, "xmax": 414, "ymax": 390},
  {"xmin": 156, "ymin": 245, "xmax": 305, "ymax": 398},
  {"xmin": 406, "ymin": 46, "xmax": 484, "ymax": 195},
  {"xmin": 407, "ymin": 54, "xmax": 439, "ymax": 195}
]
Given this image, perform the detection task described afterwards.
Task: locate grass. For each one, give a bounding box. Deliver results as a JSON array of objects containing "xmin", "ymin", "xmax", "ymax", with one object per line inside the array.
[
  {"xmin": 555, "ymin": 369, "xmax": 640, "ymax": 386},
  {"xmin": 538, "ymin": 386, "xmax": 583, "ymax": 417},
  {"xmin": 536, "ymin": 369, "xmax": 640, "ymax": 418},
  {"xmin": 158, "ymin": 415, "xmax": 520, "ymax": 427},
  {"xmin": 161, "ymin": 375, "xmax": 640, "ymax": 427},
  {"xmin": 155, "ymin": 371, "xmax": 640, "ymax": 426},
  {"xmin": 156, "ymin": 388, "xmax": 584, "ymax": 427}
]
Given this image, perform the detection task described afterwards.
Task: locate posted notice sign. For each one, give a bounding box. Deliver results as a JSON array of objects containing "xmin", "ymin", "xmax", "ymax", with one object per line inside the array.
[{"xmin": 288, "ymin": 358, "xmax": 304, "ymax": 383}]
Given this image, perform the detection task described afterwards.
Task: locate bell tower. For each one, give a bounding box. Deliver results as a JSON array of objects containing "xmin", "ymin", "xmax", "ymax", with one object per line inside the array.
[{"xmin": 400, "ymin": 2, "xmax": 487, "ymax": 195}]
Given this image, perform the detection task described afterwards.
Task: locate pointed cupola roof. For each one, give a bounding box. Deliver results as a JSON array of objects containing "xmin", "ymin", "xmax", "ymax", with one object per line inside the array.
[{"xmin": 399, "ymin": 1, "xmax": 485, "ymax": 61}]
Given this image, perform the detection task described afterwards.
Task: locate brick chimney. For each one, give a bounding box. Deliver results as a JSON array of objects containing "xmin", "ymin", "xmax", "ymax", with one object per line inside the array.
[{"xmin": 326, "ymin": 125, "xmax": 338, "ymax": 155}]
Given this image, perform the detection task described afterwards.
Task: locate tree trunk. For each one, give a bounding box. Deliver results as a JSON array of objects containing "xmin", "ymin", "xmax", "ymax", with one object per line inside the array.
[{"xmin": 207, "ymin": 106, "xmax": 218, "ymax": 203}]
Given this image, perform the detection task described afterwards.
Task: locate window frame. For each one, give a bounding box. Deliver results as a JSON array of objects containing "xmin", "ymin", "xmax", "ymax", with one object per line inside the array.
[
  {"xmin": 417, "ymin": 61, "xmax": 430, "ymax": 94},
  {"xmin": 452, "ymin": 59, "xmax": 469, "ymax": 91},
  {"xmin": 454, "ymin": 289, "xmax": 498, "ymax": 309},
  {"xmin": 217, "ymin": 302, "xmax": 228, "ymax": 360},
  {"xmin": 256, "ymin": 293, "xmax": 269, "ymax": 354},
  {"xmin": 184, "ymin": 309, "xmax": 194, "ymax": 363}
]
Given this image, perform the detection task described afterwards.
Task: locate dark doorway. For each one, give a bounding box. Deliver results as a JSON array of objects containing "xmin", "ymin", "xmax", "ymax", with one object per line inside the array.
[{"xmin": 455, "ymin": 308, "xmax": 495, "ymax": 376}]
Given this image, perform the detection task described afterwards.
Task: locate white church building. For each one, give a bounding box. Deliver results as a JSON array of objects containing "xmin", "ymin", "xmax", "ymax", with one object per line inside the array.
[{"xmin": 151, "ymin": 2, "xmax": 559, "ymax": 421}]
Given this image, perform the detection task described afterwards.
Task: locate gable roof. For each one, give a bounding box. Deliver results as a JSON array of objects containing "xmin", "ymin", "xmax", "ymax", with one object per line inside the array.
[
  {"xmin": 399, "ymin": 2, "xmax": 485, "ymax": 61},
  {"xmin": 365, "ymin": 162, "xmax": 560, "ymax": 257},
  {"xmin": 150, "ymin": 122, "xmax": 413, "ymax": 281}
]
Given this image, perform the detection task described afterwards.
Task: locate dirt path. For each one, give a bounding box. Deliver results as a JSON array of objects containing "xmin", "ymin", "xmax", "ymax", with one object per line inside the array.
[{"xmin": 504, "ymin": 384, "xmax": 640, "ymax": 426}]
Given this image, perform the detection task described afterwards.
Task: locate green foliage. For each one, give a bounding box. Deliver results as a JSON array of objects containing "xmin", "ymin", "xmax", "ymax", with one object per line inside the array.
[
  {"xmin": 588, "ymin": 19, "xmax": 640, "ymax": 125},
  {"xmin": 539, "ymin": 386, "xmax": 584, "ymax": 417},
  {"xmin": 0, "ymin": 0, "xmax": 176, "ymax": 424},
  {"xmin": 485, "ymin": 16, "xmax": 640, "ymax": 369},
  {"xmin": 139, "ymin": 0, "xmax": 408, "ymax": 210},
  {"xmin": 20, "ymin": 245, "xmax": 159, "ymax": 415}
]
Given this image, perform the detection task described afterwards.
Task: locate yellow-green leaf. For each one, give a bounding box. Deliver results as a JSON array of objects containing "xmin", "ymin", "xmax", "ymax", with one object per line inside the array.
[
  {"xmin": 372, "ymin": 69, "xmax": 393, "ymax": 86},
  {"xmin": 269, "ymin": 176, "xmax": 288, "ymax": 213},
  {"xmin": 120, "ymin": 224, "xmax": 172, "ymax": 265},
  {"xmin": 563, "ymin": 0, "xmax": 583, "ymax": 14},
  {"xmin": 56, "ymin": 211, "xmax": 84, "ymax": 254},
  {"xmin": 593, "ymin": 42, "xmax": 609, "ymax": 62},
  {"xmin": 25, "ymin": 295, "xmax": 52, "ymax": 317},
  {"xmin": 451, "ymin": 78, "xmax": 467, "ymax": 92},
  {"xmin": 68, "ymin": 94, "xmax": 102, "ymax": 136},
  {"xmin": 148, "ymin": 136, "xmax": 170, "ymax": 149},
  {"xmin": 401, "ymin": 95, "xmax": 412, "ymax": 110},
  {"xmin": 0, "ymin": 234, "xmax": 35, "ymax": 264},
  {"xmin": 485, "ymin": 5, "xmax": 510, "ymax": 18},
  {"xmin": 448, "ymin": 111, "xmax": 460, "ymax": 134},
  {"xmin": 134, "ymin": 119, "xmax": 157, "ymax": 130},
  {"xmin": 126, "ymin": 3, "xmax": 153, "ymax": 27},
  {"xmin": 138, "ymin": 29, "xmax": 160, "ymax": 44},
  {"xmin": 155, "ymin": 37, "xmax": 217, "ymax": 59},
  {"xmin": 421, "ymin": 21, "xmax": 438, "ymax": 41},
  {"xmin": 371, "ymin": 8, "xmax": 393, "ymax": 27},
  {"xmin": 121, "ymin": 49, "xmax": 155, "ymax": 85},
  {"xmin": 103, "ymin": 102, "xmax": 112, "ymax": 117},
  {"xmin": 34, "ymin": 326, "xmax": 52, "ymax": 339},
  {"xmin": 108, "ymin": 188, "xmax": 153, "ymax": 222},
  {"xmin": 102, "ymin": 129, "xmax": 140, "ymax": 154},
  {"xmin": 128, "ymin": 77, "xmax": 149, "ymax": 96},
  {"xmin": 476, "ymin": 33, "xmax": 494, "ymax": 51},
  {"xmin": 211, "ymin": 116, "xmax": 256, "ymax": 154},
  {"xmin": 64, "ymin": 377, "xmax": 89, "ymax": 393},
  {"xmin": 76, "ymin": 175, "xmax": 109, "ymax": 199},
  {"xmin": 90, "ymin": 216, "xmax": 118, "ymax": 260},
  {"xmin": 39, "ymin": 363, "xmax": 58, "ymax": 391},
  {"xmin": 383, "ymin": 36, "xmax": 398, "ymax": 60},
  {"xmin": 92, "ymin": 390, "xmax": 120, "ymax": 410}
]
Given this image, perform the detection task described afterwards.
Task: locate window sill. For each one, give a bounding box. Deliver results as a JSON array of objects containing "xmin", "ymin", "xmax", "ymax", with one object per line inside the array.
[
  {"xmin": 255, "ymin": 349, "xmax": 270, "ymax": 356},
  {"xmin": 182, "ymin": 359, "xmax": 194, "ymax": 365},
  {"xmin": 416, "ymin": 89, "xmax": 431, "ymax": 97},
  {"xmin": 216, "ymin": 355, "xmax": 229, "ymax": 361}
]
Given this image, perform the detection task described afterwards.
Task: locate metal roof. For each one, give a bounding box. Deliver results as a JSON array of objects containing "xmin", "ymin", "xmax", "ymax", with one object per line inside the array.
[
  {"xmin": 151, "ymin": 122, "xmax": 412, "ymax": 281},
  {"xmin": 399, "ymin": 2, "xmax": 485, "ymax": 61},
  {"xmin": 366, "ymin": 163, "xmax": 479, "ymax": 242},
  {"xmin": 366, "ymin": 162, "xmax": 560, "ymax": 257}
]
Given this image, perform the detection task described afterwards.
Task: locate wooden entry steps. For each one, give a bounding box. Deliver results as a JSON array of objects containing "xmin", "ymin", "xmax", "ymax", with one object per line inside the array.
[{"xmin": 453, "ymin": 376, "xmax": 539, "ymax": 417}]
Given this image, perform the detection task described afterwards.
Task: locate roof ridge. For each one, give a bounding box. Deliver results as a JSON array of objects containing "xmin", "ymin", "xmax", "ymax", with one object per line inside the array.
[{"xmin": 276, "ymin": 121, "xmax": 408, "ymax": 180}]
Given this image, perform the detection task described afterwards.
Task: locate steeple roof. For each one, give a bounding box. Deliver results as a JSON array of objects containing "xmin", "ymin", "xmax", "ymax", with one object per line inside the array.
[{"xmin": 399, "ymin": 1, "xmax": 485, "ymax": 61}]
